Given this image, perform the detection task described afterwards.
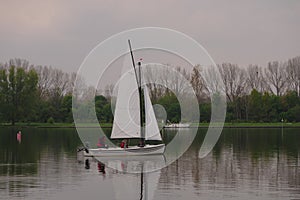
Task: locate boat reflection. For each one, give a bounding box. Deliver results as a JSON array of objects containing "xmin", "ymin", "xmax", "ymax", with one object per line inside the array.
[
  {"xmin": 85, "ymin": 159, "xmax": 90, "ymax": 169},
  {"xmin": 96, "ymin": 154, "xmax": 166, "ymax": 173},
  {"xmin": 96, "ymin": 155, "xmax": 166, "ymax": 200},
  {"xmin": 97, "ymin": 161, "xmax": 106, "ymax": 174}
]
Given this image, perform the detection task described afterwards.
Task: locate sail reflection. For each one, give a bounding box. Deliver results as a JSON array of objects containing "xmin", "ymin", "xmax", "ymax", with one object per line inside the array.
[{"xmin": 94, "ymin": 155, "xmax": 165, "ymax": 200}]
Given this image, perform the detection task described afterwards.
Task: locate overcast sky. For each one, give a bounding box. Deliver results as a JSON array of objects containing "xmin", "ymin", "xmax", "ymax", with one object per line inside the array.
[{"xmin": 0, "ymin": 0, "xmax": 299, "ymax": 72}]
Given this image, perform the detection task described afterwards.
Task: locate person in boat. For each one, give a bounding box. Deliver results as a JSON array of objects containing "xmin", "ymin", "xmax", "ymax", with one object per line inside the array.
[
  {"xmin": 137, "ymin": 140, "xmax": 145, "ymax": 147},
  {"xmin": 97, "ymin": 136, "xmax": 107, "ymax": 148},
  {"xmin": 120, "ymin": 139, "xmax": 128, "ymax": 148}
]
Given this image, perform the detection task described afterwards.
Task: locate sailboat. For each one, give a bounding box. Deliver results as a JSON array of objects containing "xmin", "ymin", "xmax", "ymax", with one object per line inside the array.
[{"xmin": 84, "ymin": 40, "xmax": 165, "ymax": 157}]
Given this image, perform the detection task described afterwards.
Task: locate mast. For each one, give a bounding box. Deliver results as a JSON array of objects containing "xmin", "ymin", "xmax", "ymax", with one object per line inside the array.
[
  {"xmin": 140, "ymin": 165, "xmax": 144, "ymax": 200},
  {"xmin": 128, "ymin": 40, "xmax": 145, "ymax": 146}
]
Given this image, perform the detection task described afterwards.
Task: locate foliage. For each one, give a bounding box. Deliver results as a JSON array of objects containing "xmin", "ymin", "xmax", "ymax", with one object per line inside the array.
[
  {"xmin": 1, "ymin": 57, "xmax": 300, "ymax": 125},
  {"xmin": 47, "ymin": 117, "xmax": 55, "ymax": 124},
  {"xmin": 0, "ymin": 65, "xmax": 38, "ymax": 125},
  {"xmin": 155, "ymin": 93, "xmax": 180, "ymax": 123}
]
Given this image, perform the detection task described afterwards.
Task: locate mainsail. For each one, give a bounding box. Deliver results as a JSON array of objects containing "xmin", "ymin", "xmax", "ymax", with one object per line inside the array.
[
  {"xmin": 110, "ymin": 68, "xmax": 141, "ymax": 139},
  {"xmin": 111, "ymin": 68, "xmax": 162, "ymax": 141}
]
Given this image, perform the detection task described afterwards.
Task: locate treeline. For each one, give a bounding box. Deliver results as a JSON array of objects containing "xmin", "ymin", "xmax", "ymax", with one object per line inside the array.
[
  {"xmin": 0, "ymin": 56, "xmax": 300, "ymax": 125},
  {"xmin": 141, "ymin": 56, "xmax": 300, "ymax": 123},
  {"xmin": 0, "ymin": 59, "xmax": 74, "ymax": 124},
  {"xmin": 192, "ymin": 56, "xmax": 300, "ymax": 122}
]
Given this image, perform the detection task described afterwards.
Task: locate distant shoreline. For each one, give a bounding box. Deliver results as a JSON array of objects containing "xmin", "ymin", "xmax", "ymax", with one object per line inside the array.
[{"xmin": 1, "ymin": 122, "xmax": 300, "ymax": 128}]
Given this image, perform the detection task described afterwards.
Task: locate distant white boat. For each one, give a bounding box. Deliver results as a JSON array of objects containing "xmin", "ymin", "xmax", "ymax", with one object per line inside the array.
[
  {"xmin": 164, "ymin": 123, "xmax": 190, "ymax": 128},
  {"xmin": 84, "ymin": 40, "xmax": 165, "ymax": 157}
]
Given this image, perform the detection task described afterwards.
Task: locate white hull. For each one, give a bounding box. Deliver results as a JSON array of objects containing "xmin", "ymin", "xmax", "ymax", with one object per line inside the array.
[
  {"xmin": 164, "ymin": 123, "xmax": 190, "ymax": 128},
  {"xmin": 84, "ymin": 144, "xmax": 165, "ymax": 157}
]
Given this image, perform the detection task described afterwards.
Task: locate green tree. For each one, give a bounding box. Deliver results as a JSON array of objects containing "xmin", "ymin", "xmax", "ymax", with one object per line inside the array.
[
  {"xmin": 156, "ymin": 93, "xmax": 180, "ymax": 123},
  {"xmin": 103, "ymin": 103, "xmax": 113, "ymax": 123},
  {"xmin": 286, "ymin": 105, "xmax": 300, "ymax": 122},
  {"xmin": 0, "ymin": 66, "xmax": 38, "ymax": 125},
  {"xmin": 199, "ymin": 103, "xmax": 211, "ymax": 122},
  {"xmin": 95, "ymin": 95, "xmax": 109, "ymax": 122},
  {"xmin": 60, "ymin": 94, "xmax": 73, "ymax": 122},
  {"xmin": 282, "ymin": 91, "xmax": 299, "ymax": 110},
  {"xmin": 0, "ymin": 69, "xmax": 9, "ymax": 121},
  {"xmin": 248, "ymin": 89, "xmax": 262, "ymax": 121}
]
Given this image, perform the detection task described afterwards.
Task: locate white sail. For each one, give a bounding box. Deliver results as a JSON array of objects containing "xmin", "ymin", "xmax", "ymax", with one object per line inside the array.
[
  {"xmin": 144, "ymin": 86, "xmax": 162, "ymax": 141},
  {"xmin": 111, "ymin": 67, "xmax": 141, "ymax": 139}
]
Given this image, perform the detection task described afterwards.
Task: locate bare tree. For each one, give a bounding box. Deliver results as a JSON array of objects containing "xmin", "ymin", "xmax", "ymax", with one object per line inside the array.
[
  {"xmin": 286, "ymin": 56, "xmax": 300, "ymax": 96},
  {"xmin": 218, "ymin": 63, "xmax": 247, "ymax": 102},
  {"xmin": 246, "ymin": 64, "xmax": 268, "ymax": 93},
  {"xmin": 104, "ymin": 84, "xmax": 114, "ymax": 100},
  {"xmin": 35, "ymin": 65, "xmax": 53, "ymax": 99},
  {"xmin": 66, "ymin": 72, "xmax": 77, "ymax": 95},
  {"xmin": 49, "ymin": 69, "xmax": 70, "ymax": 104},
  {"xmin": 190, "ymin": 65, "xmax": 208, "ymax": 102},
  {"xmin": 143, "ymin": 64, "xmax": 165, "ymax": 101},
  {"xmin": 35, "ymin": 65, "xmax": 73, "ymax": 103},
  {"xmin": 264, "ymin": 61, "xmax": 287, "ymax": 96},
  {"xmin": 171, "ymin": 66, "xmax": 190, "ymax": 96},
  {"xmin": 9, "ymin": 58, "xmax": 31, "ymax": 70}
]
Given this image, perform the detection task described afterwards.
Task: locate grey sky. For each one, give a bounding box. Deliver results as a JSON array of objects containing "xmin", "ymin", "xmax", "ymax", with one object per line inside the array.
[{"xmin": 0, "ymin": 0, "xmax": 299, "ymax": 72}]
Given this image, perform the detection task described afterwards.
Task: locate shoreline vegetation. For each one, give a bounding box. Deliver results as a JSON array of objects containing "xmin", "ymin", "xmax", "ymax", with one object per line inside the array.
[
  {"xmin": 1, "ymin": 58, "xmax": 300, "ymax": 126},
  {"xmin": 1, "ymin": 122, "xmax": 300, "ymax": 128}
]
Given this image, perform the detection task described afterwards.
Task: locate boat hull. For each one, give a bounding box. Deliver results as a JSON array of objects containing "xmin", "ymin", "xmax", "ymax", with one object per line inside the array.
[{"xmin": 84, "ymin": 144, "xmax": 165, "ymax": 157}]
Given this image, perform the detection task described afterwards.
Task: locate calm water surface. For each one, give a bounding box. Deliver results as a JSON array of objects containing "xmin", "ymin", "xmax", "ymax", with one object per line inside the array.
[{"xmin": 0, "ymin": 127, "xmax": 299, "ymax": 200}]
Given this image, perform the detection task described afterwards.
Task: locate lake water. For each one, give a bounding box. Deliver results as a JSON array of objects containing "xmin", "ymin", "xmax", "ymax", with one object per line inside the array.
[{"xmin": 0, "ymin": 127, "xmax": 299, "ymax": 200}]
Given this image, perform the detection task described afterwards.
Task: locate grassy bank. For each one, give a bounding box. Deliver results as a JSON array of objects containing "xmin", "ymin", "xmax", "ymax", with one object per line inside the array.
[
  {"xmin": 0, "ymin": 122, "xmax": 112, "ymax": 128},
  {"xmin": 194, "ymin": 122, "xmax": 300, "ymax": 128},
  {"xmin": 1, "ymin": 122, "xmax": 300, "ymax": 128}
]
